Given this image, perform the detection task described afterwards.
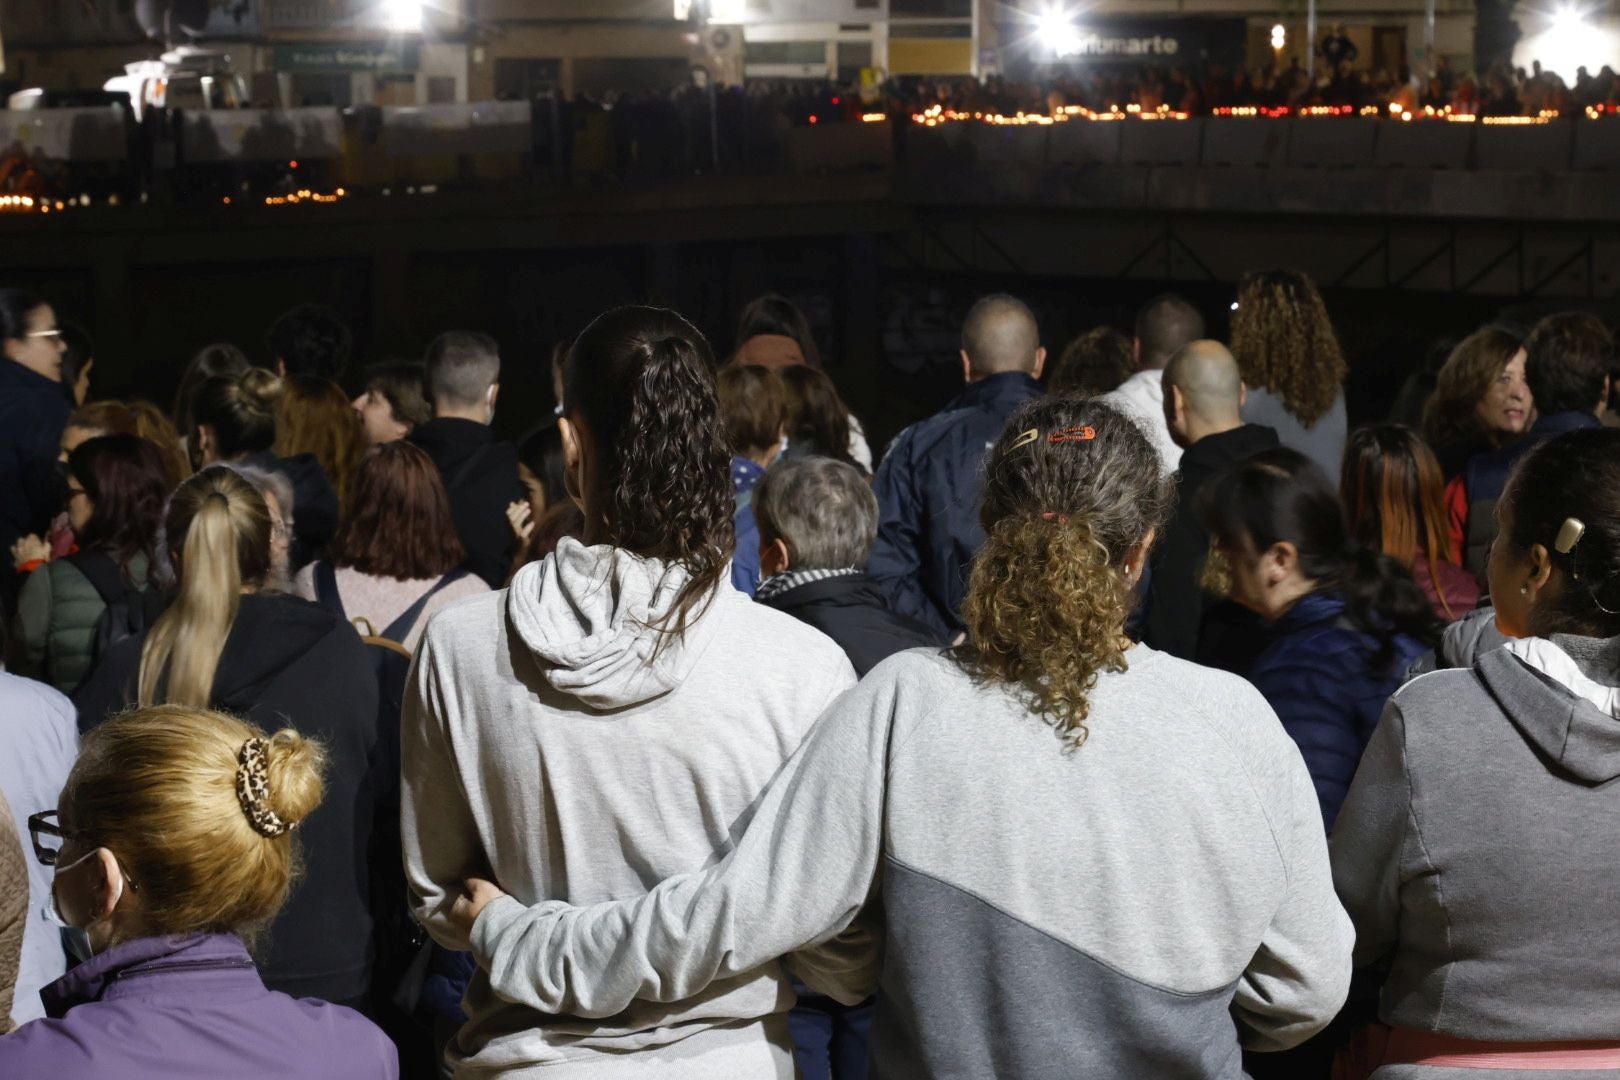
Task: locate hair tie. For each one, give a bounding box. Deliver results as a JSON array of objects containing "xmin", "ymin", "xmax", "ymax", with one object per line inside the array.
[
  {"xmin": 1040, "ymin": 511, "xmax": 1070, "ymax": 524},
  {"xmin": 235, "ymin": 738, "xmax": 293, "ymax": 838}
]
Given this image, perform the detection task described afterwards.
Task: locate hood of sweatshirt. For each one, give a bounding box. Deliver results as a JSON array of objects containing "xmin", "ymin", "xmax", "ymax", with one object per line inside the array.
[
  {"xmin": 210, "ymin": 593, "xmax": 348, "ymax": 710},
  {"xmin": 505, "ymin": 537, "xmax": 723, "ymax": 711},
  {"xmin": 1479, "ymin": 636, "xmax": 1620, "ymax": 784}
]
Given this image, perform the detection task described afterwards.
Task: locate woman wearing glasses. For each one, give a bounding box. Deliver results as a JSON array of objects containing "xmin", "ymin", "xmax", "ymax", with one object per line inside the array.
[
  {"xmin": 0, "ymin": 289, "xmax": 72, "ymax": 591},
  {"xmin": 12, "ymin": 434, "xmax": 171, "ymax": 694},
  {"xmin": 0, "ymin": 705, "xmax": 397, "ymax": 1078}
]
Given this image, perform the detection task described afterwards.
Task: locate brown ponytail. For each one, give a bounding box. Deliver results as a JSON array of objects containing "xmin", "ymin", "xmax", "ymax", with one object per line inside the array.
[
  {"xmin": 960, "ymin": 399, "xmax": 1172, "ymax": 748},
  {"xmin": 563, "ymin": 306, "xmax": 734, "ymax": 645}
]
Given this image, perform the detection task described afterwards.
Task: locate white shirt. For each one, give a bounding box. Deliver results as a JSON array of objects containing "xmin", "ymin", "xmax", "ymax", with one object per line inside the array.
[{"xmin": 1100, "ymin": 369, "xmax": 1182, "ymax": 475}]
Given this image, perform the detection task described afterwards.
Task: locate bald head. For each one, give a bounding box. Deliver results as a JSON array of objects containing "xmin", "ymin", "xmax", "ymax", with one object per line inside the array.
[
  {"xmin": 962, "ymin": 294, "xmax": 1042, "ymax": 377},
  {"xmin": 1163, "ymin": 340, "xmax": 1244, "ymax": 433},
  {"xmin": 1135, "ymin": 293, "xmax": 1206, "ymax": 370}
]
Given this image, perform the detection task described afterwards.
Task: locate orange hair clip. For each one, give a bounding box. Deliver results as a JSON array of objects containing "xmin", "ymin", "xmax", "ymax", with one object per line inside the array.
[{"xmin": 1049, "ymin": 425, "xmax": 1097, "ymax": 443}]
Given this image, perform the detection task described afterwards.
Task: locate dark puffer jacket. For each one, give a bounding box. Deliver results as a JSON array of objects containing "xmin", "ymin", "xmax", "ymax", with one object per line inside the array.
[
  {"xmin": 1238, "ymin": 591, "xmax": 1428, "ymax": 831},
  {"xmin": 14, "ymin": 553, "xmax": 151, "ymax": 694},
  {"xmin": 757, "ymin": 571, "xmax": 942, "ymax": 677}
]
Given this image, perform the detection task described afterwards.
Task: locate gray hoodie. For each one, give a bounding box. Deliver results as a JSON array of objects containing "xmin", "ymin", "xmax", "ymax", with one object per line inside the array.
[
  {"xmin": 401, "ymin": 538, "xmax": 856, "ymax": 1077},
  {"xmin": 467, "ymin": 645, "xmax": 1353, "ymax": 1079},
  {"xmin": 1333, "ymin": 635, "xmax": 1620, "ymax": 1079}
]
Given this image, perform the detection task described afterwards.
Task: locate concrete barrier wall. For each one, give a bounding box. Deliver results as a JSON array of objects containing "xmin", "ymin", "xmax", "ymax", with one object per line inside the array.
[
  {"xmin": 0, "ymin": 107, "xmax": 128, "ymax": 162},
  {"xmin": 182, "ymin": 107, "xmax": 343, "ymax": 164}
]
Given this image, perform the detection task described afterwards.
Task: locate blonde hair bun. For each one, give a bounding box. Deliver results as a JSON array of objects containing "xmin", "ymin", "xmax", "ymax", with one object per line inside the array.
[{"xmin": 261, "ymin": 728, "xmax": 325, "ymax": 828}]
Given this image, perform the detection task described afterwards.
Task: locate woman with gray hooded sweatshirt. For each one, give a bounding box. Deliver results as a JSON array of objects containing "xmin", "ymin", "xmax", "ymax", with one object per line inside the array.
[
  {"xmin": 1332, "ymin": 426, "xmax": 1620, "ymax": 1077},
  {"xmin": 442, "ymin": 398, "xmax": 1353, "ymax": 1078},
  {"xmin": 400, "ymin": 306, "xmax": 857, "ymax": 1078}
]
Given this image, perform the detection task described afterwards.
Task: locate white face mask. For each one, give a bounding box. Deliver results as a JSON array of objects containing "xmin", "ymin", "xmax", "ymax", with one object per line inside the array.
[{"xmin": 43, "ymin": 847, "xmax": 124, "ymax": 962}]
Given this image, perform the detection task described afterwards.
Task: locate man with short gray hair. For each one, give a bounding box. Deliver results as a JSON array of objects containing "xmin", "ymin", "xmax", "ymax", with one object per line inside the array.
[
  {"xmin": 753, "ymin": 454, "xmax": 937, "ymax": 1080},
  {"xmin": 756, "ymin": 456, "xmax": 941, "ymax": 677},
  {"xmin": 409, "ymin": 330, "xmax": 522, "ymax": 588}
]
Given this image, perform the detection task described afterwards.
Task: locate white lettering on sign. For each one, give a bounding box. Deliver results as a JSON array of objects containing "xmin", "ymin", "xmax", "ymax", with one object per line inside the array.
[{"xmin": 1054, "ymin": 34, "xmax": 1180, "ymax": 59}]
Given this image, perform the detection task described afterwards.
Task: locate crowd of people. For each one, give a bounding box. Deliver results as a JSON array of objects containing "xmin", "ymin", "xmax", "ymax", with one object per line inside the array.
[
  {"xmin": 893, "ymin": 52, "xmax": 1620, "ymax": 120},
  {"xmin": 0, "ymin": 271, "xmax": 1617, "ymax": 1080}
]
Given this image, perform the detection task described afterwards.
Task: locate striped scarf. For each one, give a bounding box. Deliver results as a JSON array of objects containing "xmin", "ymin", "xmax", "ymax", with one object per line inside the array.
[{"xmin": 753, "ymin": 567, "xmax": 861, "ymax": 604}]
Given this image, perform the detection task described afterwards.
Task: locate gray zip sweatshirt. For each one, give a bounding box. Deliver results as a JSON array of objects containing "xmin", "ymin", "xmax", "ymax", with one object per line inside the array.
[
  {"xmin": 1332, "ymin": 635, "xmax": 1620, "ymax": 1080},
  {"xmin": 401, "ymin": 538, "xmax": 857, "ymax": 1077},
  {"xmin": 470, "ymin": 644, "xmax": 1354, "ymax": 1079}
]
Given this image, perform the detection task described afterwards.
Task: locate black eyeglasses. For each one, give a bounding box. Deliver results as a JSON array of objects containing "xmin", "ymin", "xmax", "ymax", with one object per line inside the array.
[
  {"xmin": 28, "ymin": 809, "xmax": 76, "ymax": 866},
  {"xmin": 27, "ymin": 810, "xmax": 140, "ymax": 890}
]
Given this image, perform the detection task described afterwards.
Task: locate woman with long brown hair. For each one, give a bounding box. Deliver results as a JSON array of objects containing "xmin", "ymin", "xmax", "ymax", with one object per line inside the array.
[
  {"xmin": 1231, "ymin": 269, "xmax": 1350, "ymax": 484},
  {"xmin": 1420, "ymin": 326, "xmax": 1530, "ymax": 481},
  {"xmin": 1342, "ymin": 424, "xmax": 1479, "ymax": 621},
  {"xmin": 433, "ymin": 398, "xmax": 1353, "ymax": 1078},
  {"xmin": 0, "ymin": 705, "xmax": 397, "ymax": 1078},
  {"xmin": 276, "ymin": 374, "xmax": 365, "ymax": 511},
  {"xmin": 294, "ymin": 441, "xmax": 487, "ymax": 651},
  {"xmin": 401, "ymin": 306, "xmax": 858, "ymax": 1077},
  {"xmin": 72, "ymin": 467, "xmax": 385, "ymax": 1011}
]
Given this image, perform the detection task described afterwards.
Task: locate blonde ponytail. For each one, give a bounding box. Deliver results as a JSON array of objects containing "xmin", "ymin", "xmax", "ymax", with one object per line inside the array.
[{"xmin": 139, "ymin": 468, "xmax": 273, "ymax": 707}]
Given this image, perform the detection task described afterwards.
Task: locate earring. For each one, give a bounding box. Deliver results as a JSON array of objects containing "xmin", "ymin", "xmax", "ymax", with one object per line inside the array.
[{"xmin": 1520, "ymin": 586, "xmax": 1529, "ymax": 595}]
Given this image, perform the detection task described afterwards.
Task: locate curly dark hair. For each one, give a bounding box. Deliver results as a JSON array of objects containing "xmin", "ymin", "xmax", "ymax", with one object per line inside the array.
[
  {"xmin": 959, "ymin": 398, "xmax": 1173, "ymax": 749},
  {"xmin": 69, "ymin": 433, "xmax": 171, "ymax": 572},
  {"xmin": 563, "ymin": 306, "xmax": 734, "ymax": 646},
  {"xmin": 1230, "ymin": 269, "xmax": 1347, "ymax": 426}
]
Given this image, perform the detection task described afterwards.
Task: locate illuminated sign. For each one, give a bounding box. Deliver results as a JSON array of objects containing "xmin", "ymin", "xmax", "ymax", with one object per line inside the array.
[{"xmin": 1053, "ymin": 33, "xmax": 1180, "ymax": 59}]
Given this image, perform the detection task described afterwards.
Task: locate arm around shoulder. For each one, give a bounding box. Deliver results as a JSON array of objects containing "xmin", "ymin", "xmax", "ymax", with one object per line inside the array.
[{"xmin": 469, "ymin": 668, "xmax": 901, "ymax": 1018}]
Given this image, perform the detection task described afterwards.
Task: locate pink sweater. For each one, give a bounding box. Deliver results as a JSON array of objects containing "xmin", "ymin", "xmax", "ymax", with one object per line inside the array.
[{"xmin": 292, "ymin": 565, "xmax": 490, "ymax": 651}]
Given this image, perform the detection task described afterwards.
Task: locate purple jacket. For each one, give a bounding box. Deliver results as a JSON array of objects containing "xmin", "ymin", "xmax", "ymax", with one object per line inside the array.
[{"xmin": 0, "ymin": 933, "xmax": 398, "ymax": 1079}]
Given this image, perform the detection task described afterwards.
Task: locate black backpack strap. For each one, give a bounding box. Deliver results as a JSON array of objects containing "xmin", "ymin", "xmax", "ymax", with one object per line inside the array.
[
  {"xmin": 65, "ymin": 549, "xmax": 129, "ymax": 607},
  {"xmin": 380, "ymin": 569, "xmax": 469, "ymax": 643},
  {"xmin": 311, "ymin": 561, "xmax": 346, "ymax": 621}
]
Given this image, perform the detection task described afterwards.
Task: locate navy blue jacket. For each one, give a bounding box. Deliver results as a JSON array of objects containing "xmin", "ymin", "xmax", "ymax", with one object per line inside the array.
[
  {"xmin": 868, "ymin": 372, "xmax": 1043, "ymax": 638},
  {"xmin": 1459, "ymin": 411, "xmax": 1601, "ymax": 578},
  {"xmin": 1241, "ymin": 591, "xmax": 1427, "ymax": 831},
  {"xmin": 730, "ymin": 457, "xmax": 766, "ymax": 597},
  {"xmin": 0, "ymin": 359, "xmax": 70, "ymax": 561}
]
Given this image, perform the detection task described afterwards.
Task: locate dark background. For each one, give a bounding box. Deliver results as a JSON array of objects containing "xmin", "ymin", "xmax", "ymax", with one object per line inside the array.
[{"xmin": 7, "ymin": 220, "xmax": 1577, "ymax": 456}]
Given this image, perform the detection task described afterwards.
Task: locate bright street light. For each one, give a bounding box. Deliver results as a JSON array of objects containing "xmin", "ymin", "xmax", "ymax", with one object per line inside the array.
[{"xmin": 382, "ymin": 0, "xmax": 422, "ymax": 32}]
